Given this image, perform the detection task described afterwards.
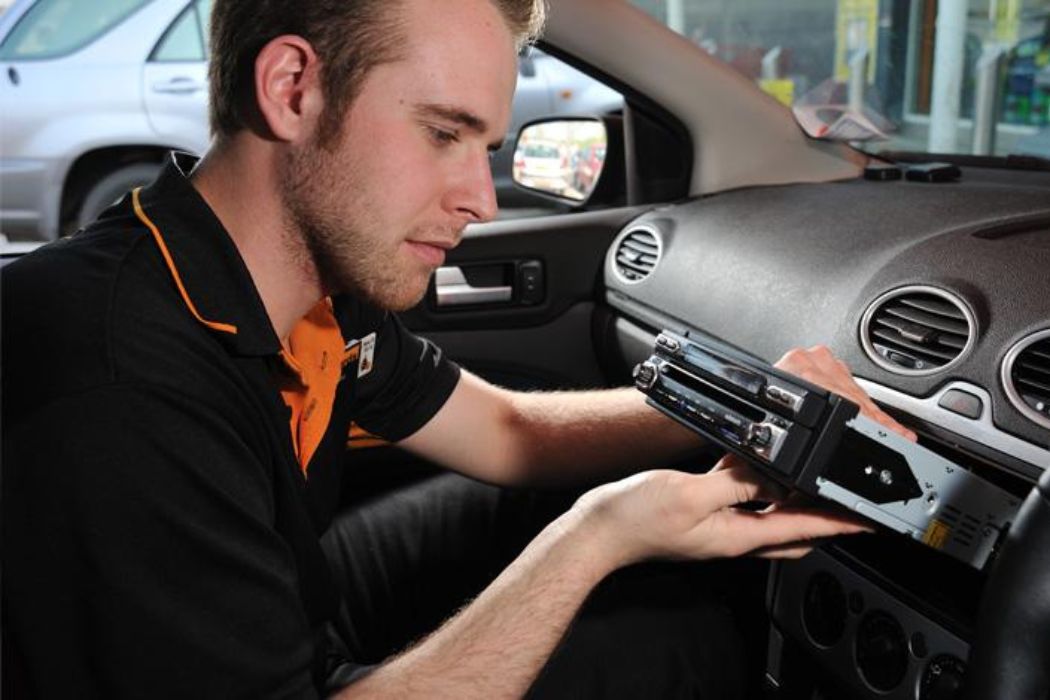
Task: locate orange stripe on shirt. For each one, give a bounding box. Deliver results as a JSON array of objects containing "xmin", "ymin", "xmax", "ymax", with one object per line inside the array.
[
  {"xmin": 347, "ymin": 422, "xmax": 389, "ymax": 450},
  {"xmin": 131, "ymin": 188, "xmax": 237, "ymax": 335}
]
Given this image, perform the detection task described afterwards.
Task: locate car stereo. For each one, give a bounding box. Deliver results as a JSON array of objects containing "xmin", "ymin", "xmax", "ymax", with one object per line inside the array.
[{"xmin": 634, "ymin": 329, "xmax": 1021, "ymax": 570}]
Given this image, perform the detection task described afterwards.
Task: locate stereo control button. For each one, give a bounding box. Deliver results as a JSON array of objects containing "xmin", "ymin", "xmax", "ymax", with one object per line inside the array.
[
  {"xmin": 656, "ymin": 334, "xmax": 681, "ymax": 353},
  {"xmin": 765, "ymin": 385, "xmax": 803, "ymax": 411}
]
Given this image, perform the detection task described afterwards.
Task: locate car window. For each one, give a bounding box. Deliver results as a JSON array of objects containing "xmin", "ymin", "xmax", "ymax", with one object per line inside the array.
[
  {"xmin": 0, "ymin": 0, "xmax": 152, "ymax": 60},
  {"xmin": 151, "ymin": 1, "xmax": 204, "ymax": 62},
  {"xmin": 631, "ymin": 0, "xmax": 1050, "ymax": 160},
  {"xmin": 196, "ymin": 0, "xmax": 213, "ymax": 56}
]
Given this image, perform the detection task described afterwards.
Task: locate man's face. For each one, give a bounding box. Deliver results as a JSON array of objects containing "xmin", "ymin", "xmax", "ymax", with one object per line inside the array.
[{"xmin": 281, "ymin": 0, "xmax": 518, "ymax": 311}]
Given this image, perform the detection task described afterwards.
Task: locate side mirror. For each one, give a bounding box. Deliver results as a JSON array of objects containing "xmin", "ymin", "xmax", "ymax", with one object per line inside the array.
[{"xmin": 511, "ymin": 118, "xmax": 608, "ymax": 203}]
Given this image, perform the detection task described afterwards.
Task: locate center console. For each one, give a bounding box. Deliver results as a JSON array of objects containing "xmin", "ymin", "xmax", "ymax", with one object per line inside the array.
[
  {"xmin": 763, "ymin": 432, "xmax": 1034, "ymax": 700},
  {"xmin": 630, "ymin": 328, "xmax": 1037, "ymax": 700}
]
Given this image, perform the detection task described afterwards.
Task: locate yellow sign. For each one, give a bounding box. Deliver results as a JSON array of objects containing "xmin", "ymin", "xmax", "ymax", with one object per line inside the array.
[
  {"xmin": 759, "ymin": 79, "xmax": 796, "ymax": 107},
  {"xmin": 994, "ymin": 0, "xmax": 1021, "ymax": 46},
  {"xmin": 834, "ymin": 0, "xmax": 879, "ymax": 83}
]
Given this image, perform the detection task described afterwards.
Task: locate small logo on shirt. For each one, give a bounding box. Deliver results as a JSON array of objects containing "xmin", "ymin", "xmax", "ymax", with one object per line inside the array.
[{"xmin": 358, "ymin": 333, "xmax": 376, "ymax": 378}]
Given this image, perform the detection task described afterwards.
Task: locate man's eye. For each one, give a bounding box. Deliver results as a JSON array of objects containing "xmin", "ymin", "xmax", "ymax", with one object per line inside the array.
[{"xmin": 427, "ymin": 126, "xmax": 459, "ymax": 146}]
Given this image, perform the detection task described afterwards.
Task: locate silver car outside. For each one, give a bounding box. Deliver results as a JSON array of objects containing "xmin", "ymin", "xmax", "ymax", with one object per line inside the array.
[
  {"xmin": 0, "ymin": 0, "xmax": 211, "ymax": 241},
  {"xmin": 0, "ymin": 0, "xmax": 621, "ymax": 242}
]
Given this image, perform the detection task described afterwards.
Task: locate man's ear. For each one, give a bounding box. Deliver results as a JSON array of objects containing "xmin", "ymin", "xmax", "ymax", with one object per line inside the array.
[{"xmin": 254, "ymin": 35, "xmax": 323, "ymax": 143}]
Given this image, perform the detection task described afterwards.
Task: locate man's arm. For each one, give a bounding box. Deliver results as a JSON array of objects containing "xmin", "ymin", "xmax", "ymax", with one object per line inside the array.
[
  {"xmin": 399, "ymin": 370, "xmax": 702, "ymax": 485},
  {"xmin": 336, "ymin": 462, "xmax": 871, "ymax": 699},
  {"xmin": 400, "ymin": 345, "xmax": 915, "ymax": 486},
  {"xmin": 355, "ymin": 345, "xmax": 912, "ymax": 698}
]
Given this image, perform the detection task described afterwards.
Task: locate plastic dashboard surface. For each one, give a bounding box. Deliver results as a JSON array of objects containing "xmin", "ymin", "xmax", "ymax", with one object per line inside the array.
[{"xmin": 604, "ymin": 166, "xmax": 1050, "ymax": 478}]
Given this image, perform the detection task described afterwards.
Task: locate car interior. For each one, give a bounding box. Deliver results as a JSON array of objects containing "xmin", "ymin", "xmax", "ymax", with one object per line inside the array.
[
  {"xmin": 3, "ymin": 0, "xmax": 1050, "ymax": 698},
  {"xmin": 382, "ymin": 2, "xmax": 1050, "ymax": 699}
]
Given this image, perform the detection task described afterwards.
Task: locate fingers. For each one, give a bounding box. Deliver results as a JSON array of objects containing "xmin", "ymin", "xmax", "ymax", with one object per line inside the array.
[
  {"xmin": 712, "ymin": 507, "xmax": 873, "ymax": 558},
  {"xmin": 690, "ymin": 463, "xmax": 785, "ymax": 510},
  {"xmin": 708, "ymin": 453, "xmax": 745, "ymax": 473},
  {"xmin": 749, "ymin": 542, "xmax": 816, "ymax": 560},
  {"xmin": 775, "ymin": 345, "xmax": 917, "ymax": 442},
  {"xmin": 863, "ymin": 404, "xmax": 917, "ymax": 442}
]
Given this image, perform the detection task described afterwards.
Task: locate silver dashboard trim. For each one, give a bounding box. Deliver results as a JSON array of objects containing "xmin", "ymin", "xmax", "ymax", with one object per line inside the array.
[
  {"xmin": 1000, "ymin": 328, "xmax": 1050, "ymax": 431},
  {"xmin": 608, "ymin": 223, "xmax": 663, "ymax": 286},
  {"xmin": 856, "ymin": 378, "xmax": 1050, "ymax": 472}
]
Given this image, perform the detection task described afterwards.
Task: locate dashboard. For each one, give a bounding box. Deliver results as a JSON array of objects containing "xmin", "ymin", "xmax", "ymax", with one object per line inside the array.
[{"xmin": 600, "ymin": 163, "xmax": 1050, "ymax": 699}]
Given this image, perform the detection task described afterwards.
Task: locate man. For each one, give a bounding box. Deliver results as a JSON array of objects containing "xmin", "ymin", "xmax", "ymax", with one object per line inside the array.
[{"xmin": 2, "ymin": 0, "xmax": 914, "ymax": 697}]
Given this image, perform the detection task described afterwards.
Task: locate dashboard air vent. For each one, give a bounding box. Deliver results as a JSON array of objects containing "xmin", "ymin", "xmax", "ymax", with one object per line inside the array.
[
  {"xmin": 612, "ymin": 227, "xmax": 661, "ymax": 283},
  {"xmin": 1002, "ymin": 330, "xmax": 1050, "ymax": 429},
  {"xmin": 860, "ymin": 286, "xmax": 975, "ymax": 376}
]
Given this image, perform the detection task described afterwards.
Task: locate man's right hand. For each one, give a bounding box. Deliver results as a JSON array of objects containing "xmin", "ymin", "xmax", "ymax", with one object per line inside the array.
[{"xmin": 573, "ymin": 463, "xmax": 872, "ymax": 570}]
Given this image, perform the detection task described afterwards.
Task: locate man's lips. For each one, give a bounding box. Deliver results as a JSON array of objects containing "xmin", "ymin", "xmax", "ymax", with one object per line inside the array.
[{"xmin": 404, "ymin": 239, "xmax": 454, "ymax": 266}]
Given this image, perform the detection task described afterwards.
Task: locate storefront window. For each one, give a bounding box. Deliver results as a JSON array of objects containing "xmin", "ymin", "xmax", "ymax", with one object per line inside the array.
[{"xmin": 632, "ymin": 0, "xmax": 1050, "ymax": 158}]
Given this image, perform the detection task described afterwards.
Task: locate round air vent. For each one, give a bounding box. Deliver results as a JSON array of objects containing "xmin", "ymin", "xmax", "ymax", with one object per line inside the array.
[
  {"xmin": 1001, "ymin": 329, "xmax": 1050, "ymax": 429},
  {"xmin": 611, "ymin": 225, "xmax": 662, "ymax": 283},
  {"xmin": 859, "ymin": 286, "xmax": 976, "ymax": 376}
]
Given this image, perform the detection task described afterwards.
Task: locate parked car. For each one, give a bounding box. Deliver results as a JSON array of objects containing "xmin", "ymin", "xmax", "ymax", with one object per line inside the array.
[
  {"xmin": 571, "ymin": 142, "xmax": 606, "ymax": 193},
  {"xmin": 512, "ymin": 139, "xmax": 571, "ymax": 195},
  {"xmin": 0, "ymin": 0, "xmax": 621, "ymax": 241}
]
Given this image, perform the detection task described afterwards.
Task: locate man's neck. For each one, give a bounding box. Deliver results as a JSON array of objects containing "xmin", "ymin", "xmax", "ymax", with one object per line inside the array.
[{"xmin": 190, "ymin": 137, "xmax": 323, "ymax": 341}]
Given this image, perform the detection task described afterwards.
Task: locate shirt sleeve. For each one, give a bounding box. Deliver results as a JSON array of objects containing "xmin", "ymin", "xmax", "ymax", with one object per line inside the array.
[
  {"xmin": 350, "ymin": 312, "xmax": 461, "ymax": 441},
  {"xmin": 2, "ymin": 384, "xmax": 331, "ymax": 700}
]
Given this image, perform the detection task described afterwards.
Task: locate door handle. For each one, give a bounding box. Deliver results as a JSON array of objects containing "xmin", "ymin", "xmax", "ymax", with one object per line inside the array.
[
  {"xmin": 151, "ymin": 77, "xmax": 205, "ymax": 95},
  {"xmin": 434, "ymin": 266, "xmax": 513, "ymax": 306}
]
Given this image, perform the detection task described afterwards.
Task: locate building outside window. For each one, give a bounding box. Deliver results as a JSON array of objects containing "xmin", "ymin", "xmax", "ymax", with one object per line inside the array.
[{"xmin": 633, "ymin": 0, "xmax": 1050, "ymax": 159}]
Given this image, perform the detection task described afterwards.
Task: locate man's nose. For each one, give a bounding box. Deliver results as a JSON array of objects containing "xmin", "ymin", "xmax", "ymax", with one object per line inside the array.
[{"xmin": 447, "ymin": 150, "xmax": 499, "ymax": 224}]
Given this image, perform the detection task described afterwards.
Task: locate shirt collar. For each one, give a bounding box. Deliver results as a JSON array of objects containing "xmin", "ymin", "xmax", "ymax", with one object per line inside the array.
[{"xmin": 132, "ymin": 152, "xmax": 282, "ymax": 356}]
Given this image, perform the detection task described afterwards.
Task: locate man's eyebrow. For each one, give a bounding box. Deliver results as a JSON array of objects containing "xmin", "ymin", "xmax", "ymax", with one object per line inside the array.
[{"xmin": 414, "ymin": 103, "xmax": 504, "ymax": 150}]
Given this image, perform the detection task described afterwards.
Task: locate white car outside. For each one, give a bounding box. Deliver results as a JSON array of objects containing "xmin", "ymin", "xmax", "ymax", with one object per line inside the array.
[{"xmin": 0, "ymin": 0, "xmax": 211, "ymax": 241}]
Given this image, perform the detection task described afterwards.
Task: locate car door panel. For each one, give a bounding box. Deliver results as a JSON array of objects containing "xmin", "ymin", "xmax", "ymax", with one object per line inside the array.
[
  {"xmin": 423, "ymin": 302, "xmax": 605, "ymax": 390},
  {"xmin": 402, "ymin": 206, "xmax": 647, "ymax": 389}
]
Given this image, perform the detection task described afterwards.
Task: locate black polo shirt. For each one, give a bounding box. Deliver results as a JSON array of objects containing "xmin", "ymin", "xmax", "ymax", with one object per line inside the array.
[{"xmin": 2, "ymin": 153, "xmax": 460, "ymax": 698}]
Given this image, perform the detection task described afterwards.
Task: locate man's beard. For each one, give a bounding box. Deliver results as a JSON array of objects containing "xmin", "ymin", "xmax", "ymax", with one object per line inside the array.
[{"xmin": 278, "ymin": 137, "xmax": 446, "ymax": 312}]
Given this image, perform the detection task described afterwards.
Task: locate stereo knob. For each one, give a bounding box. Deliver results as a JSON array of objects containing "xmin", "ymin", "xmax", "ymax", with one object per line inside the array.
[
  {"xmin": 920, "ymin": 655, "xmax": 966, "ymax": 700},
  {"xmin": 801, "ymin": 571, "xmax": 847, "ymax": 647},
  {"xmin": 633, "ymin": 361, "xmax": 658, "ymax": 390},
  {"xmin": 747, "ymin": 424, "xmax": 772, "ymax": 447},
  {"xmin": 855, "ymin": 611, "xmax": 908, "ymax": 692}
]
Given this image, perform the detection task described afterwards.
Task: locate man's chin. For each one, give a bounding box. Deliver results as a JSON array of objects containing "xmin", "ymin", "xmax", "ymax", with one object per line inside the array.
[
  {"xmin": 321, "ymin": 256, "xmax": 432, "ymax": 311},
  {"xmin": 351, "ymin": 276, "xmax": 430, "ymax": 312},
  {"xmin": 384, "ymin": 288, "xmax": 428, "ymax": 312}
]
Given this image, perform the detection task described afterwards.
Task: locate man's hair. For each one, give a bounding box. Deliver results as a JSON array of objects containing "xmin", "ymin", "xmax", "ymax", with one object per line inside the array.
[{"xmin": 208, "ymin": 0, "xmax": 547, "ymax": 145}]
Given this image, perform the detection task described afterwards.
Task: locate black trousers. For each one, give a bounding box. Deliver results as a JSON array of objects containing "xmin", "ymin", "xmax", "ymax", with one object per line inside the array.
[{"xmin": 321, "ymin": 473, "xmax": 768, "ymax": 699}]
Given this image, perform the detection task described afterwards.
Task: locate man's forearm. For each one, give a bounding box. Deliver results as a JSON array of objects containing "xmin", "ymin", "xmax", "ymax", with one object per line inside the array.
[
  {"xmin": 504, "ymin": 385, "xmax": 704, "ymax": 483},
  {"xmin": 334, "ymin": 506, "xmax": 621, "ymax": 699},
  {"xmin": 399, "ymin": 372, "xmax": 703, "ymax": 487}
]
